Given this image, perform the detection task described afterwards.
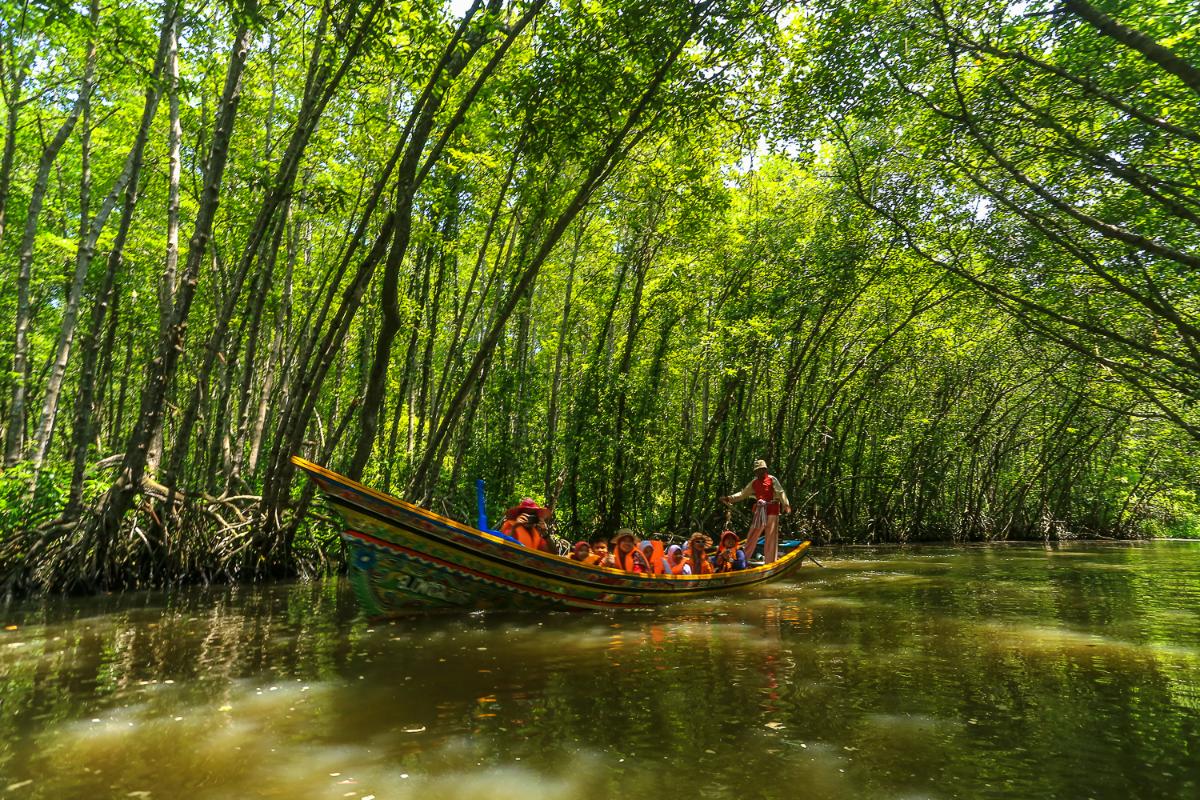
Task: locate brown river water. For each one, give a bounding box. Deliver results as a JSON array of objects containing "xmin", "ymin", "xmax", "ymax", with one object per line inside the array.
[{"xmin": 1, "ymin": 541, "xmax": 1198, "ymax": 799}]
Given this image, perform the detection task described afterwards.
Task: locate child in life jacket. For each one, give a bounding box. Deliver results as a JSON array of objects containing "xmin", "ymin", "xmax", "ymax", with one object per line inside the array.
[
  {"xmin": 587, "ymin": 538, "xmax": 612, "ymax": 567},
  {"xmin": 640, "ymin": 539, "xmax": 666, "ymax": 575},
  {"xmin": 568, "ymin": 541, "xmax": 592, "ymax": 562},
  {"xmin": 712, "ymin": 530, "xmax": 747, "ymax": 572}
]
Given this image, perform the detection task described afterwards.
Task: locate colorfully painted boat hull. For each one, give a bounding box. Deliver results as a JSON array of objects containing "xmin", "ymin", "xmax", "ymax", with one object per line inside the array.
[{"xmin": 292, "ymin": 456, "xmax": 811, "ymax": 615}]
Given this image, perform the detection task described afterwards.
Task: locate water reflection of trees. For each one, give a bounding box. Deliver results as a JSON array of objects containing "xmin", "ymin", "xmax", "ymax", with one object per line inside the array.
[
  {"xmin": 1, "ymin": 549, "xmax": 1199, "ymax": 799},
  {"xmin": 0, "ymin": 581, "xmax": 360, "ymax": 754}
]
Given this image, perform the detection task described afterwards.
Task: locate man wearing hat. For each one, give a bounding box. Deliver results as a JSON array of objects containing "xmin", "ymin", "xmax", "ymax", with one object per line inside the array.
[
  {"xmin": 720, "ymin": 459, "xmax": 791, "ymax": 563},
  {"xmin": 500, "ymin": 498, "xmax": 553, "ymax": 553}
]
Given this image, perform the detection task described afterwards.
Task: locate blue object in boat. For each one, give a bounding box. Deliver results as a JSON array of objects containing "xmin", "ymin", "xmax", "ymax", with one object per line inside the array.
[{"xmin": 476, "ymin": 478, "xmax": 520, "ymax": 545}]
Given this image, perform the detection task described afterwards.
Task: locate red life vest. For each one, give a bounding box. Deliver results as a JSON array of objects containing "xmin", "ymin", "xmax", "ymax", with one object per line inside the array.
[{"xmin": 753, "ymin": 475, "xmax": 781, "ymax": 515}]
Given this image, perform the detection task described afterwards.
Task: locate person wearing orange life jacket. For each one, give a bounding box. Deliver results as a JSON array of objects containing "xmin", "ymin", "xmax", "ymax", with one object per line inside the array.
[
  {"xmin": 586, "ymin": 537, "xmax": 612, "ymax": 567},
  {"xmin": 721, "ymin": 459, "xmax": 791, "ymax": 564},
  {"xmin": 610, "ymin": 529, "xmax": 649, "ymax": 573},
  {"xmin": 499, "ymin": 498, "xmax": 553, "ymax": 553},
  {"xmin": 712, "ymin": 530, "xmax": 747, "ymax": 572},
  {"xmin": 686, "ymin": 532, "xmax": 714, "ymax": 575},
  {"xmin": 568, "ymin": 541, "xmax": 592, "ymax": 562},
  {"xmin": 663, "ymin": 544, "xmax": 691, "ymax": 575},
  {"xmin": 640, "ymin": 539, "xmax": 666, "ymax": 575}
]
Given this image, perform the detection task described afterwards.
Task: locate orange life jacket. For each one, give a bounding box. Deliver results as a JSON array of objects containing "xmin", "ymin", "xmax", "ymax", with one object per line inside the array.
[
  {"xmin": 666, "ymin": 557, "xmax": 689, "ymax": 575},
  {"xmin": 501, "ymin": 518, "xmax": 549, "ymax": 552},
  {"xmin": 688, "ymin": 547, "xmax": 713, "ymax": 575},
  {"xmin": 611, "ymin": 547, "xmax": 645, "ymax": 573},
  {"xmin": 641, "ymin": 541, "xmax": 665, "ymax": 575},
  {"xmin": 714, "ymin": 546, "xmax": 742, "ymax": 572}
]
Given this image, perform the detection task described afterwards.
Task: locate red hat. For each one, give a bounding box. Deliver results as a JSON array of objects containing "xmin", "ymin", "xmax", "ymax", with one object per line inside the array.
[
  {"xmin": 720, "ymin": 530, "xmax": 739, "ymax": 547},
  {"xmin": 505, "ymin": 498, "xmax": 550, "ymax": 520}
]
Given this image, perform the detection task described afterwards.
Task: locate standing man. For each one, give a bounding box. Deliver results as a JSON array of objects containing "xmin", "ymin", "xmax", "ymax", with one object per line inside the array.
[{"xmin": 721, "ymin": 459, "xmax": 791, "ymax": 563}]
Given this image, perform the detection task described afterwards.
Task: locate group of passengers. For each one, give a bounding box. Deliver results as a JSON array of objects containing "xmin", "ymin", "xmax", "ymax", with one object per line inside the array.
[
  {"xmin": 567, "ymin": 529, "xmax": 747, "ymax": 574},
  {"xmin": 498, "ymin": 498, "xmax": 749, "ymax": 574},
  {"xmin": 498, "ymin": 459, "xmax": 789, "ymax": 573}
]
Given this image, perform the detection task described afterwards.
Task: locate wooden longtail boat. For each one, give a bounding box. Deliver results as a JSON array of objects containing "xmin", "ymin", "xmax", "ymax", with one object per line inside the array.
[{"xmin": 293, "ymin": 456, "xmax": 811, "ymax": 614}]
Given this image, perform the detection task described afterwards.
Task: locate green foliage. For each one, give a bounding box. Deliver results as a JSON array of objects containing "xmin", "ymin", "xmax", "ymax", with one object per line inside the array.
[
  {"xmin": 2, "ymin": 0, "xmax": 1199, "ymax": 593},
  {"xmin": 0, "ymin": 463, "xmax": 68, "ymax": 535}
]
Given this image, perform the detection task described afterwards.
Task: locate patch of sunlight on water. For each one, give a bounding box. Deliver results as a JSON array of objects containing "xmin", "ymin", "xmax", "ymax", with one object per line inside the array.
[
  {"xmin": 974, "ymin": 620, "xmax": 1126, "ymax": 651},
  {"xmin": 859, "ymin": 712, "xmax": 956, "ymax": 737},
  {"xmin": 41, "ymin": 679, "xmax": 598, "ymax": 799},
  {"xmin": 845, "ymin": 571, "xmax": 940, "ymax": 585},
  {"xmin": 802, "ymin": 595, "xmax": 872, "ymax": 608},
  {"xmin": 970, "ymin": 620, "xmax": 1200, "ymax": 670}
]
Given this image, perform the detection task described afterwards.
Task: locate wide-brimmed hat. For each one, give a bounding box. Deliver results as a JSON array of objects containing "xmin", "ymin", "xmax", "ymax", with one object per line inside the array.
[
  {"xmin": 753, "ymin": 459, "xmax": 768, "ymax": 471},
  {"xmin": 612, "ymin": 528, "xmax": 638, "ymax": 545},
  {"xmin": 505, "ymin": 498, "xmax": 550, "ymax": 520},
  {"xmin": 688, "ymin": 531, "xmax": 711, "ymax": 548}
]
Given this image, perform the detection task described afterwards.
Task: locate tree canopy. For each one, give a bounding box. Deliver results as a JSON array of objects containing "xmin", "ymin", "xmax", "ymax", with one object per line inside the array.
[{"xmin": 0, "ymin": 0, "xmax": 1196, "ymax": 593}]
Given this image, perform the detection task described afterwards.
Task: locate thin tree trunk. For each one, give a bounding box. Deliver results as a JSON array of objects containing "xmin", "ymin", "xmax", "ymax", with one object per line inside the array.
[
  {"xmin": 146, "ymin": 5, "xmax": 183, "ymax": 477},
  {"xmin": 407, "ymin": 24, "xmax": 694, "ymax": 501},
  {"xmin": 542, "ymin": 221, "xmax": 584, "ymax": 498},
  {"xmin": 89, "ymin": 14, "xmax": 255, "ymax": 568},
  {"xmin": 0, "ymin": 52, "xmax": 28, "ymax": 249},
  {"xmin": 4, "ymin": 15, "xmax": 97, "ymax": 465}
]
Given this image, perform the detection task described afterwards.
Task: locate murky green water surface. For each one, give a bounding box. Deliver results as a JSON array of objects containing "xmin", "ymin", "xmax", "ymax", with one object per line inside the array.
[{"xmin": 2, "ymin": 542, "xmax": 1198, "ymax": 799}]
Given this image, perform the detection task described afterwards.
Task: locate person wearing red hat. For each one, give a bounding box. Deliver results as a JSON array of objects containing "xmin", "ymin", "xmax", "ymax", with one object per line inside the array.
[
  {"xmin": 500, "ymin": 498, "xmax": 553, "ymax": 553},
  {"xmin": 712, "ymin": 530, "xmax": 747, "ymax": 572},
  {"xmin": 720, "ymin": 459, "xmax": 791, "ymax": 563}
]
